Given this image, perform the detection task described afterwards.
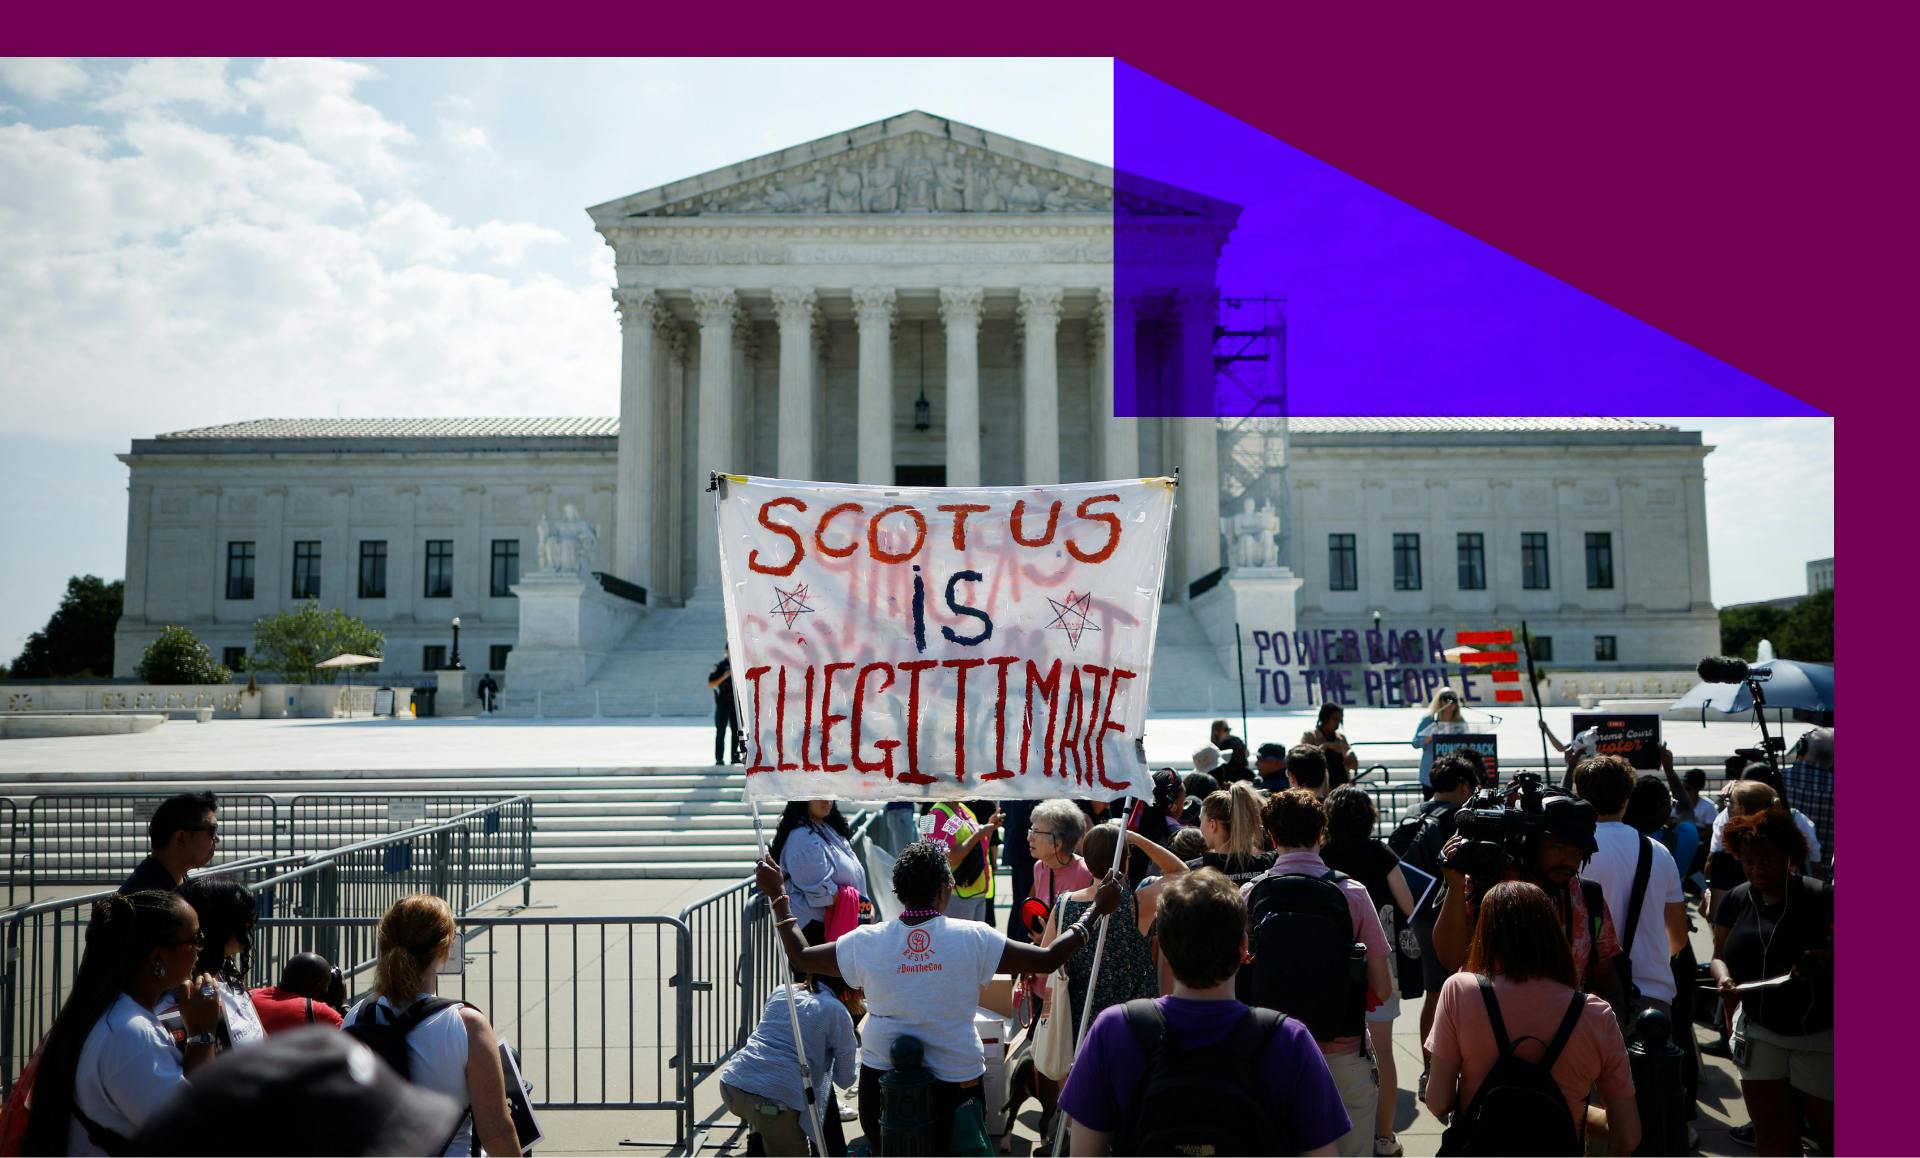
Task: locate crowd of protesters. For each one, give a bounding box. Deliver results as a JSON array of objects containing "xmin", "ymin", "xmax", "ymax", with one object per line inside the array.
[
  {"xmin": 747, "ymin": 712, "xmax": 1833, "ymax": 1158},
  {"xmin": 5, "ymin": 707, "xmax": 1833, "ymax": 1157}
]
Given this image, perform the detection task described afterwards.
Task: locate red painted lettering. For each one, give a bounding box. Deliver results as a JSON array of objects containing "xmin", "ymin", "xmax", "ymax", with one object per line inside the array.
[
  {"xmin": 937, "ymin": 503, "xmax": 991, "ymax": 551},
  {"xmin": 868, "ymin": 504, "xmax": 929, "ymax": 565},
  {"xmin": 748, "ymin": 497, "xmax": 807, "ymax": 576},
  {"xmin": 1010, "ymin": 499, "xmax": 1062, "ymax": 547},
  {"xmin": 943, "ymin": 658, "xmax": 987, "ymax": 782},
  {"xmin": 851, "ymin": 662, "xmax": 898, "ymax": 778},
  {"xmin": 815, "ymin": 503, "xmax": 863, "ymax": 559},
  {"xmin": 1021, "ymin": 659, "xmax": 1063, "ymax": 778},
  {"xmin": 743, "ymin": 666, "xmax": 773, "ymax": 773},
  {"xmin": 819, "ymin": 661, "xmax": 854, "ymax": 772},
  {"xmin": 897, "ymin": 660, "xmax": 937, "ymax": 784},
  {"xmin": 1066, "ymin": 494, "xmax": 1122, "ymax": 564},
  {"xmin": 988, "ymin": 656, "xmax": 1019, "ymax": 781}
]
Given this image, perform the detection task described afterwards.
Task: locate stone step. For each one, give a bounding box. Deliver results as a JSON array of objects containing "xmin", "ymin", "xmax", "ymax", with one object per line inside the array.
[
  {"xmin": 535, "ymin": 842, "xmax": 753, "ymax": 864},
  {"xmin": 532, "ymin": 863, "xmax": 751, "ymax": 880}
]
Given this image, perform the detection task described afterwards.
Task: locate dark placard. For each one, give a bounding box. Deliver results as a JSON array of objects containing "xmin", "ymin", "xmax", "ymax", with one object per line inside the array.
[
  {"xmin": 1432, "ymin": 733, "xmax": 1499, "ymax": 785},
  {"xmin": 1570, "ymin": 713, "xmax": 1663, "ymax": 771}
]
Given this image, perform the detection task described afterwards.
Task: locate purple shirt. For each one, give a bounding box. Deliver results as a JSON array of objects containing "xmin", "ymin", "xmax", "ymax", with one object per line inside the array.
[{"xmin": 1057, "ymin": 995, "xmax": 1350, "ymax": 1152}]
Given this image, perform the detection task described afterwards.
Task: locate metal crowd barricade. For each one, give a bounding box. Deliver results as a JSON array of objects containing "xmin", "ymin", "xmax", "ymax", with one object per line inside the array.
[
  {"xmin": 0, "ymin": 798, "xmax": 534, "ymax": 1095},
  {"xmin": 283, "ymin": 794, "xmax": 534, "ymax": 911},
  {"xmin": 1, "ymin": 800, "xmax": 17, "ymax": 910},
  {"xmin": 22, "ymin": 792, "xmax": 281, "ymax": 899},
  {"xmin": 251, "ymin": 914, "xmax": 694, "ymax": 1130},
  {"xmin": 0, "ymin": 852, "xmax": 310, "ymax": 1095}
]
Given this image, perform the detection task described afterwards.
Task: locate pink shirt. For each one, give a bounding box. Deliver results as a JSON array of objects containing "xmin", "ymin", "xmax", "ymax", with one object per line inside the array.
[
  {"xmin": 1030, "ymin": 855, "xmax": 1094, "ymax": 1006},
  {"xmin": 1243, "ymin": 849, "xmax": 1389, "ymax": 1055},
  {"xmin": 1423, "ymin": 972, "xmax": 1633, "ymax": 1128}
]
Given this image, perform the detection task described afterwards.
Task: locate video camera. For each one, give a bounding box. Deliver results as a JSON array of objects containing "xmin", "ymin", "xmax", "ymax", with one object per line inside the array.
[{"xmin": 1442, "ymin": 771, "xmax": 1598, "ymax": 879}]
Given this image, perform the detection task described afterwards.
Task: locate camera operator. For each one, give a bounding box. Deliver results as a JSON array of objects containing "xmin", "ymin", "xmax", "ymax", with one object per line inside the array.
[{"xmin": 1432, "ymin": 775, "xmax": 1630, "ymax": 1023}]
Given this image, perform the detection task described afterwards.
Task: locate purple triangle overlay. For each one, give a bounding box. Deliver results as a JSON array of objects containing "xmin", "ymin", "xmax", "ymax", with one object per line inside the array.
[{"xmin": 1113, "ymin": 61, "xmax": 1823, "ymax": 418}]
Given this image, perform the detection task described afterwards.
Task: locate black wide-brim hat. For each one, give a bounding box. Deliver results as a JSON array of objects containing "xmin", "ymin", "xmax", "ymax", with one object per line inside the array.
[{"xmin": 131, "ymin": 1026, "xmax": 466, "ymax": 1156}]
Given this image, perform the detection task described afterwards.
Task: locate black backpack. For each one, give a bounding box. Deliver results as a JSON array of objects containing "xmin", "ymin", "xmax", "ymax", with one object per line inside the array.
[
  {"xmin": 1437, "ymin": 977, "xmax": 1586, "ymax": 1157},
  {"xmin": 1239, "ymin": 870, "xmax": 1367, "ymax": 1042},
  {"xmin": 347, "ymin": 996, "xmax": 468, "ymax": 1081},
  {"xmin": 1114, "ymin": 999, "xmax": 1285, "ymax": 1157}
]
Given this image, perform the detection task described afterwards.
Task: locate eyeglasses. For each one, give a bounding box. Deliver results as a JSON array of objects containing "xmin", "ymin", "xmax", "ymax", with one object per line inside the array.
[
  {"xmin": 1032, "ymin": 830, "xmax": 1060, "ymax": 841},
  {"xmin": 188, "ymin": 824, "xmax": 220, "ymax": 838},
  {"xmin": 171, "ymin": 930, "xmax": 207, "ymax": 949}
]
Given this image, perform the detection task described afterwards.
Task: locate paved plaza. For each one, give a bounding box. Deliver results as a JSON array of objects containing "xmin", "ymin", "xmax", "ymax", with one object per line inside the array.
[{"xmin": 0, "ymin": 705, "xmax": 1805, "ymax": 780}]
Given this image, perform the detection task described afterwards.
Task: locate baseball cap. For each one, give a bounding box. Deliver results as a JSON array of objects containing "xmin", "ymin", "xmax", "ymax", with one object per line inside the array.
[
  {"xmin": 131, "ymin": 1027, "xmax": 465, "ymax": 1156},
  {"xmin": 1539, "ymin": 794, "xmax": 1600, "ymax": 856}
]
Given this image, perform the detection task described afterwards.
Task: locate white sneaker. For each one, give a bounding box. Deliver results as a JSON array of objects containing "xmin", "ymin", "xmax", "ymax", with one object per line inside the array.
[
  {"xmin": 1374, "ymin": 1134, "xmax": 1403, "ymax": 1157},
  {"xmin": 837, "ymin": 1094, "xmax": 858, "ymax": 1122}
]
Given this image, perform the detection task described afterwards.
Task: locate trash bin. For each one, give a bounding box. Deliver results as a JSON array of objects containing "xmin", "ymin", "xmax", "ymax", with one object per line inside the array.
[
  {"xmin": 414, "ymin": 686, "xmax": 437, "ymax": 717},
  {"xmin": 374, "ymin": 687, "xmax": 395, "ymax": 717}
]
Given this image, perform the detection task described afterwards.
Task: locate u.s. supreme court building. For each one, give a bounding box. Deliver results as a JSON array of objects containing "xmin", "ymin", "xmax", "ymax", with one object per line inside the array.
[{"xmin": 110, "ymin": 112, "xmax": 1720, "ymax": 713}]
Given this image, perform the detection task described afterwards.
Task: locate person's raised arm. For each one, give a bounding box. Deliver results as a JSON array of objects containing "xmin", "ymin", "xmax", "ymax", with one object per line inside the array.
[
  {"xmin": 1124, "ymin": 829, "xmax": 1188, "ymax": 878},
  {"xmin": 999, "ymin": 873, "xmax": 1122, "ymax": 975},
  {"xmin": 755, "ymin": 857, "xmax": 846, "ymax": 976},
  {"xmin": 1539, "ymin": 719, "xmax": 1568, "ymax": 753},
  {"xmin": 460, "ymin": 1007, "xmax": 521, "ymax": 1158},
  {"xmin": 1658, "ymin": 744, "xmax": 1688, "ymax": 813},
  {"xmin": 945, "ymin": 810, "xmax": 1000, "ymax": 870}
]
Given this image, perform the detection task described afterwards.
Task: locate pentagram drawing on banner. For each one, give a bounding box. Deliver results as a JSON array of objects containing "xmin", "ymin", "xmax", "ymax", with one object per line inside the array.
[
  {"xmin": 770, "ymin": 584, "xmax": 817, "ymax": 630},
  {"xmin": 1044, "ymin": 591, "xmax": 1101, "ymax": 650}
]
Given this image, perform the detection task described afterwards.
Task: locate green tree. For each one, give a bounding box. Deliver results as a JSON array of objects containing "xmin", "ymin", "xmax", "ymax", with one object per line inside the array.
[
  {"xmin": 136, "ymin": 625, "xmax": 231, "ymax": 685},
  {"xmin": 7, "ymin": 575, "xmax": 125, "ymax": 678},
  {"xmin": 1774, "ymin": 588, "xmax": 1834, "ymax": 662},
  {"xmin": 251, "ymin": 601, "xmax": 385, "ymax": 684},
  {"xmin": 1719, "ymin": 602, "xmax": 1787, "ymax": 660}
]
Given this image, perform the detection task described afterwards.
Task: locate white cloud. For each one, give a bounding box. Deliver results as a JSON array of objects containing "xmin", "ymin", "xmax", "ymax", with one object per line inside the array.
[
  {"xmin": 236, "ymin": 58, "xmax": 414, "ymax": 184},
  {"xmin": 0, "ymin": 59, "xmax": 89, "ymax": 102},
  {"xmin": 0, "ymin": 62, "xmax": 613, "ymax": 452},
  {"xmin": 94, "ymin": 58, "xmax": 239, "ymax": 114},
  {"xmin": 435, "ymin": 95, "xmax": 494, "ymax": 157}
]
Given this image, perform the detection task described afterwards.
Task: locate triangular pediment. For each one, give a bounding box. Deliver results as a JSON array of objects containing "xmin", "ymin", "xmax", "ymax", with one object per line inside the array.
[{"xmin": 587, "ymin": 110, "xmax": 1235, "ymax": 223}]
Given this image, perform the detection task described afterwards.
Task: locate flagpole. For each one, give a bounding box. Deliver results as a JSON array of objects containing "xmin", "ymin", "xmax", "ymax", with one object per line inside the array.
[
  {"xmin": 1521, "ymin": 619, "xmax": 1552, "ymax": 776},
  {"xmin": 749, "ymin": 799, "xmax": 830, "ymax": 1157},
  {"xmin": 1048, "ymin": 794, "xmax": 1142, "ymax": 1157}
]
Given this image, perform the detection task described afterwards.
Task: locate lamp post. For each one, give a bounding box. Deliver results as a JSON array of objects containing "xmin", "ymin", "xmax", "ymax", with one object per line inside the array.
[{"xmin": 450, "ymin": 616, "xmax": 464, "ymax": 671}]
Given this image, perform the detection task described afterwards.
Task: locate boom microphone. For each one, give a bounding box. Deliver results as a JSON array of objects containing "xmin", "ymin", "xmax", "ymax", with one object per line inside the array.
[{"xmin": 1697, "ymin": 655, "xmax": 1752, "ymax": 685}]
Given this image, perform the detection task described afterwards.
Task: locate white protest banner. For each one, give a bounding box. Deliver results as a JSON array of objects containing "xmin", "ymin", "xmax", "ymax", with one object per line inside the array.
[{"xmin": 715, "ymin": 476, "xmax": 1175, "ymax": 801}]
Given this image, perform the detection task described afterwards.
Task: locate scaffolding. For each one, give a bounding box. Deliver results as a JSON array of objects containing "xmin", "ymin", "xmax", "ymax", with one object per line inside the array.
[{"xmin": 1213, "ymin": 296, "xmax": 1293, "ymax": 567}]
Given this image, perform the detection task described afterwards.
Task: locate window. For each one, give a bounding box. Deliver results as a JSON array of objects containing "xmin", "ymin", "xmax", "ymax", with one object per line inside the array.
[
  {"xmin": 1595, "ymin": 635, "xmax": 1617, "ymax": 662},
  {"xmin": 1521, "ymin": 532, "xmax": 1551, "ymax": 589},
  {"xmin": 358, "ymin": 541, "xmax": 388, "ymax": 599},
  {"xmin": 1585, "ymin": 532, "xmax": 1615, "ymax": 589},
  {"xmin": 490, "ymin": 540, "xmax": 521, "ymax": 597},
  {"xmin": 225, "ymin": 542, "xmax": 255, "ymax": 600},
  {"xmin": 489, "ymin": 644, "xmax": 513, "ymax": 672},
  {"xmin": 423, "ymin": 540, "xmax": 454, "ymax": 599},
  {"xmin": 1531, "ymin": 635, "xmax": 1554, "ymax": 662},
  {"xmin": 1392, "ymin": 533, "xmax": 1422, "ymax": 591},
  {"xmin": 222, "ymin": 647, "xmax": 247, "ymax": 671},
  {"xmin": 1457, "ymin": 532, "xmax": 1486, "ymax": 590},
  {"xmin": 423, "ymin": 645, "xmax": 448, "ymax": 671},
  {"xmin": 1328, "ymin": 534, "xmax": 1358, "ymax": 591},
  {"xmin": 291, "ymin": 541, "xmax": 321, "ymax": 600}
]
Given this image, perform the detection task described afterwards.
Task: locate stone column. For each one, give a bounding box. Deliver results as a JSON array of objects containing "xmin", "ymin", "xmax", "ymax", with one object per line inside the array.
[
  {"xmin": 772, "ymin": 288, "xmax": 818, "ymax": 479},
  {"xmin": 852, "ymin": 287, "xmax": 897, "ymax": 485},
  {"xmin": 732, "ymin": 306, "xmax": 756, "ymax": 474},
  {"xmin": 1094, "ymin": 288, "xmax": 1140, "ymax": 480},
  {"xmin": 691, "ymin": 288, "xmax": 737, "ymax": 596},
  {"xmin": 938, "ymin": 288, "xmax": 984, "ymax": 487},
  {"xmin": 1176, "ymin": 289, "xmax": 1221, "ymax": 595},
  {"xmin": 612, "ymin": 288, "xmax": 657, "ymax": 588},
  {"xmin": 1019, "ymin": 287, "xmax": 1064, "ymax": 485},
  {"xmin": 658, "ymin": 321, "xmax": 687, "ymax": 605}
]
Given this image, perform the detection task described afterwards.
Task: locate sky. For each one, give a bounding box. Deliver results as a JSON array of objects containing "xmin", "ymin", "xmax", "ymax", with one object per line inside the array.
[{"xmin": 0, "ymin": 58, "xmax": 1832, "ymax": 663}]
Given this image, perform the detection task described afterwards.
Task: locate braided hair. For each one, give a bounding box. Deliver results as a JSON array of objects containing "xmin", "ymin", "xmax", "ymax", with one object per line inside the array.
[{"xmin": 25, "ymin": 891, "xmax": 192, "ymax": 1156}]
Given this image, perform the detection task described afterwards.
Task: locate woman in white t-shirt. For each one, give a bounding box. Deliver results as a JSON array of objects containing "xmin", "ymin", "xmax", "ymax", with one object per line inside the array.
[
  {"xmin": 157, "ymin": 877, "xmax": 266, "ymax": 1050},
  {"xmin": 345, "ymin": 895, "xmax": 519, "ymax": 1158},
  {"xmin": 24, "ymin": 890, "xmax": 224, "ymax": 1157},
  {"xmin": 756, "ymin": 838, "xmax": 1121, "ymax": 1148}
]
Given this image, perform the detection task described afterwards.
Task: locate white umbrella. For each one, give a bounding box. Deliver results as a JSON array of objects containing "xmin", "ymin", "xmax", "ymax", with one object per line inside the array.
[{"xmin": 315, "ymin": 653, "xmax": 383, "ymax": 716}]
